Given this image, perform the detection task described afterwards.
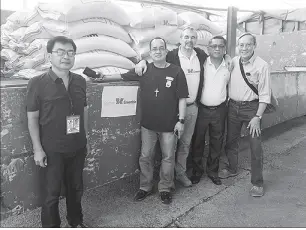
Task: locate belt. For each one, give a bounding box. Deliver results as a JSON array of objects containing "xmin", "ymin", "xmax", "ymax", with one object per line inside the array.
[
  {"xmin": 187, "ymin": 102, "xmax": 196, "ymax": 107},
  {"xmin": 229, "ymin": 99, "xmax": 259, "ymax": 105},
  {"xmin": 200, "ymin": 101, "xmax": 226, "ymax": 110}
]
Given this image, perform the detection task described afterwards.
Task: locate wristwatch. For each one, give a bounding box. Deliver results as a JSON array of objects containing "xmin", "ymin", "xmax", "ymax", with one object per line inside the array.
[
  {"xmin": 255, "ymin": 115, "xmax": 262, "ymax": 120},
  {"xmin": 178, "ymin": 119, "xmax": 185, "ymax": 124}
]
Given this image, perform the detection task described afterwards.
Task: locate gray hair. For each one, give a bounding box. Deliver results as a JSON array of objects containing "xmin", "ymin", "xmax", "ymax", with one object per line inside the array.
[
  {"xmin": 180, "ymin": 27, "xmax": 198, "ymax": 39},
  {"xmin": 238, "ymin": 32, "xmax": 257, "ymax": 45}
]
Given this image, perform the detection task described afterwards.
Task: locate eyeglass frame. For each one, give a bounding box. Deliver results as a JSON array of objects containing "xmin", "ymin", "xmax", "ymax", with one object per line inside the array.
[{"xmin": 51, "ymin": 49, "xmax": 76, "ymax": 57}]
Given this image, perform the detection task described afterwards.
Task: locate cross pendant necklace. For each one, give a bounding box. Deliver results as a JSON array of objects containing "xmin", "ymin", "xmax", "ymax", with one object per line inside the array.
[{"xmin": 154, "ymin": 88, "xmax": 159, "ymax": 97}]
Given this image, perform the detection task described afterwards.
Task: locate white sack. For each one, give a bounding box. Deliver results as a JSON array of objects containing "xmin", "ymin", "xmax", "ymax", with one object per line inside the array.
[
  {"xmin": 72, "ymin": 50, "xmax": 135, "ymax": 70},
  {"xmin": 74, "ymin": 35, "xmax": 136, "ymax": 57},
  {"xmin": 178, "ymin": 12, "xmax": 223, "ymax": 35},
  {"xmin": 6, "ymin": 10, "xmax": 43, "ymax": 28},
  {"xmin": 12, "ymin": 69, "xmax": 45, "ymax": 79},
  {"xmin": 36, "ymin": 0, "xmax": 130, "ymax": 25}
]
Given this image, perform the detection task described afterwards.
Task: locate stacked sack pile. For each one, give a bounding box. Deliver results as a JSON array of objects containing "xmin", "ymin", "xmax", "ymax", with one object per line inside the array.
[
  {"xmin": 1, "ymin": 0, "xmax": 137, "ymax": 80},
  {"xmin": 125, "ymin": 5, "xmax": 224, "ymax": 63}
]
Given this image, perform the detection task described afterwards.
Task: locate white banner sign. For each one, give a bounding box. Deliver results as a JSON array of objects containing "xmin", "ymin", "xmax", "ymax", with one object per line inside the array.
[{"xmin": 101, "ymin": 86, "xmax": 138, "ymax": 117}]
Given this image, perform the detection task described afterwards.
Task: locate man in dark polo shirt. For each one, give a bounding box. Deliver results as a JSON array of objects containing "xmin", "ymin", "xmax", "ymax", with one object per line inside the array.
[
  {"xmin": 26, "ymin": 36, "xmax": 88, "ymax": 227},
  {"xmin": 100, "ymin": 37, "xmax": 189, "ymax": 204}
]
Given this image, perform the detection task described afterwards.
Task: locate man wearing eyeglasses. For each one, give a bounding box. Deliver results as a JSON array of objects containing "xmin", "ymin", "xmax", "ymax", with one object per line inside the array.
[
  {"xmin": 219, "ymin": 33, "xmax": 271, "ymax": 197},
  {"xmin": 26, "ymin": 36, "xmax": 89, "ymax": 227},
  {"xmin": 190, "ymin": 36, "xmax": 230, "ymax": 185},
  {"xmin": 100, "ymin": 37, "xmax": 189, "ymax": 204}
]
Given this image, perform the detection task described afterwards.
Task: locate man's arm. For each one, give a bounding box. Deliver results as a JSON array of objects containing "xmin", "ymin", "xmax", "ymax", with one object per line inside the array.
[
  {"xmin": 102, "ymin": 69, "xmax": 141, "ymax": 81},
  {"xmin": 27, "ymin": 111, "xmax": 46, "ymax": 167}
]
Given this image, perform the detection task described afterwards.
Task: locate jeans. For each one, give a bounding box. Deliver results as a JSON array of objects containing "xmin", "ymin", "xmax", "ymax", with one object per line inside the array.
[
  {"xmin": 139, "ymin": 127, "xmax": 176, "ymax": 192},
  {"xmin": 40, "ymin": 147, "xmax": 86, "ymax": 227},
  {"xmin": 225, "ymin": 99, "xmax": 263, "ymax": 186},
  {"xmin": 175, "ymin": 104, "xmax": 198, "ymax": 176},
  {"xmin": 192, "ymin": 102, "xmax": 227, "ymax": 177}
]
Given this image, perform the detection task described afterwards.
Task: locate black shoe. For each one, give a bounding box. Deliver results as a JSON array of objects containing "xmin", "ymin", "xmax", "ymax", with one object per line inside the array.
[
  {"xmin": 68, "ymin": 222, "xmax": 89, "ymax": 228},
  {"xmin": 134, "ymin": 189, "xmax": 152, "ymax": 201},
  {"xmin": 190, "ymin": 171, "xmax": 203, "ymax": 184},
  {"xmin": 160, "ymin": 191, "xmax": 172, "ymax": 204},
  {"xmin": 208, "ymin": 175, "xmax": 222, "ymax": 185}
]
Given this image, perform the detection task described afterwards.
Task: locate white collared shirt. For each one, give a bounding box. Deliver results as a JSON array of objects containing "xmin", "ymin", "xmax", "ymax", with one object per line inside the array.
[
  {"xmin": 178, "ymin": 47, "xmax": 201, "ymax": 104},
  {"xmin": 201, "ymin": 57, "xmax": 230, "ymax": 106},
  {"xmin": 229, "ymin": 55, "xmax": 271, "ymax": 103}
]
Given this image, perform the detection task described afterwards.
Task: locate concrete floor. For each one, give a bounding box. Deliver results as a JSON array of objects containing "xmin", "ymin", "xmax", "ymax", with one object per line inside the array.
[{"xmin": 1, "ymin": 116, "xmax": 306, "ymax": 228}]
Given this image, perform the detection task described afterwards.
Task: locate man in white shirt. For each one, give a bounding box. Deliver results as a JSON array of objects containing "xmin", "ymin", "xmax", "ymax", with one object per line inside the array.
[{"xmin": 190, "ymin": 36, "xmax": 230, "ymax": 185}]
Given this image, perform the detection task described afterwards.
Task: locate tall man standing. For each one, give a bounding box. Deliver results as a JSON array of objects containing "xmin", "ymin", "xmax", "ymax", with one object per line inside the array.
[
  {"xmin": 219, "ymin": 33, "xmax": 271, "ymax": 197},
  {"xmin": 26, "ymin": 36, "xmax": 88, "ymax": 227},
  {"xmin": 136, "ymin": 27, "xmax": 208, "ymax": 187},
  {"xmin": 190, "ymin": 36, "xmax": 230, "ymax": 185},
  {"xmin": 101, "ymin": 37, "xmax": 189, "ymax": 204}
]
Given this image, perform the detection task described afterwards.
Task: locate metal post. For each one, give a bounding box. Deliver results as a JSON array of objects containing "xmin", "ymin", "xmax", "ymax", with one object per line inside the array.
[{"xmin": 226, "ymin": 6, "xmax": 238, "ymax": 57}]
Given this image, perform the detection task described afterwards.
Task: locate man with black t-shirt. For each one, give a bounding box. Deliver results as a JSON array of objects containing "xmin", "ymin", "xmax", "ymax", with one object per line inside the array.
[{"xmin": 100, "ymin": 37, "xmax": 189, "ymax": 204}]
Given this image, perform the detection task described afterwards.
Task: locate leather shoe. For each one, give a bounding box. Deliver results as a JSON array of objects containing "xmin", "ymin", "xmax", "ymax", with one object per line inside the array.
[
  {"xmin": 208, "ymin": 175, "xmax": 222, "ymax": 185},
  {"xmin": 190, "ymin": 174, "xmax": 202, "ymax": 184}
]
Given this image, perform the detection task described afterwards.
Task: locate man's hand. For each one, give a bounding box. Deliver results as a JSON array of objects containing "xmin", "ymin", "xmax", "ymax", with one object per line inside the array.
[
  {"xmin": 174, "ymin": 122, "xmax": 184, "ymax": 139},
  {"xmin": 34, "ymin": 149, "xmax": 47, "ymax": 167},
  {"xmin": 135, "ymin": 60, "xmax": 148, "ymax": 76},
  {"xmin": 247, "ymin": 117, "xmax": 261, "ymax": 138},
  {"xmin": 224, "ymin": 54, "xmax": 234, "ymax": 72}
]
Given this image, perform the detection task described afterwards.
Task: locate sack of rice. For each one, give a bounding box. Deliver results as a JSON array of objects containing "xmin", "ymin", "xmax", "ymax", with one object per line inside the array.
[
  {"xmin": 72, "ymin": 50, "xmax": 135, "ymax": 70},
  {"xmin": 1, "ymin": 49, "xmax": 22, "ymax": 66},
  {"xmin": 6, "ymin": 10, "xmax": 43, "ymax": 29},
  {"xmin": 14, "ymin": 50, "xmax": 49, "ymax": 70},
  {"xmin": 73, "ymin": 66, "xmax": 129, "ymax": 80},
  {"xmin": 74, "ymin": 35, "xmax": 137, "ymax": 57},
  {"xmin": 178, "ymin": 12, "xmax": 223, "ymax": 35},
  {"xmin": 36, "ymin": 0, "xmax": 130, "ymax": 25},
  {"xmin": 18, "ymin": 21, "xmax": 55, "ymax": 43},
  {"xmin": 129, "ymin": 6, "xmax": 178, "ymax": 29},
  {"xmin": 12, "ymin": 69, "xmax": 45, "ymax": 79},
  {"xmin": 9, "ymin": 27, "xmax": 28, "ymax": 42},
  {"xmin": 21, "ymin": 39, "xmax": 49, "ymax": 55},
  {"xmin": 127, "ymin": 25, "xmax": 177, "ymax": 44}
]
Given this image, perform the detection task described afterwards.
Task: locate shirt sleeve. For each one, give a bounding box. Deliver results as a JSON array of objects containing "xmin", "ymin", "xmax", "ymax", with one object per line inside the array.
[
  {"xmin": 176, "ymin": 67, "xmax": 189, "ymax": 99},
  {"xmin": 258, "ymin": 63, "xmax": 271, "ymax": 104},
  {"xmin": 121, "ymin": 69, "xmax": 141, "ymax": 81},
  {"xmin": 26, "ymin": 78, "xmax": 40, "ymax": 112}
]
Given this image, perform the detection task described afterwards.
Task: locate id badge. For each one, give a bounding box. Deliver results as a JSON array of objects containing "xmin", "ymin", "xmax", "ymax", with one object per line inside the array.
[{"xmin": 66, "ymin": 115, "xmax": 80, "ymax": 134}]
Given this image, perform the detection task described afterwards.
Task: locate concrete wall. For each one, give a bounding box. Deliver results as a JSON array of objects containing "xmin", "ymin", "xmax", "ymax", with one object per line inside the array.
[{"xmin": 1, "ymin": 72, "xmax": 306, "ymax": 219}]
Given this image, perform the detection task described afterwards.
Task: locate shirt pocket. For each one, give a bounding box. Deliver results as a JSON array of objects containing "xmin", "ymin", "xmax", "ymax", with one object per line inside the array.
[{"xmin": 246, "ymin": 70, "xmax": 259, "ymax": 86}]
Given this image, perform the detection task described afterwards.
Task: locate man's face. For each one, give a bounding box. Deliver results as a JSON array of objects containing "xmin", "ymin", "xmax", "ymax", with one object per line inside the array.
[
  {"xmin": 48, "ymin": 42, "xmax": 75, "ymax": 71},
  {"xmin": 149, "ymin": 39, "xmax": 168, "ymax": 62},
  {"xmin": 237, "ymin": 35, "xmax": 256, "ymax": 60},
  {"xmin": 180, "ymin": 29, "xmax": 197, "ymax": 50},
  {"xmin": 208, "ymin": 38, "xmax": 226, "ymax": 59}
]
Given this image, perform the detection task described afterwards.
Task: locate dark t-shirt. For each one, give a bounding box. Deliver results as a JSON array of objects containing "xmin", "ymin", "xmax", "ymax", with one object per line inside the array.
[
  {"xmin": 26, "ymin": 69, "xmax": 87, "ymax": 153},
  {"xmin": 122, "ymin": 63, "xmax": 189, "ymax": 132}
]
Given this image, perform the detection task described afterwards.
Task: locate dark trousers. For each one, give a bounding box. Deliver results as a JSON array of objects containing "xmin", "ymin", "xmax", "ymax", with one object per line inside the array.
[
  {"xmin": 225, "ymin": 99, "xmax": 263, "ymax": 186},
  {"xmin": 191, "ymin": 102, "xmax": 227, "ymax": 177},
  {"xmin": 40, "ymin": 147, "xmax": 86, "ymax": 227}
]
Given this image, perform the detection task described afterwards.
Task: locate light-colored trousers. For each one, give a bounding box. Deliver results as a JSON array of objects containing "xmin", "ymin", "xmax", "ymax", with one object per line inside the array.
[
  {"xmin": 175, "ymin": 104, "xmax": 198, "ymax": 176},
  {"xmin": 139, "ymin": 127, "xmax": 176, "ymax": 192}
]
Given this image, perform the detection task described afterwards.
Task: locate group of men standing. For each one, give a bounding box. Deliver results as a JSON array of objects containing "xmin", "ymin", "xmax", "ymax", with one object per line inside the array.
[{"xmin": 26, "ymin": 27, "xmax": 271, "ymax": 227}]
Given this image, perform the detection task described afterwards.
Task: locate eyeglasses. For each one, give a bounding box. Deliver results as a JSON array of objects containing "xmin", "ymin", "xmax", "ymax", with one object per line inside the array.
[
  {"xmin": 51, "ymin": 49, "xmax": 76, "ymax": 57},
  {"xmin": 151, "ymin": 47, "xmax": 166, "ymax": 52},
  {"xmin": 209, "ymin": 45, "xmax": 225, "ymax": 49},
  {"xmin": 238, "ymin": 43, "xmax": 254, "ymax": 49}
]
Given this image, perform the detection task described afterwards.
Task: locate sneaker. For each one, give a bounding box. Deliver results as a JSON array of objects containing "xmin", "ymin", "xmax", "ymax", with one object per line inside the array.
[
  {"xmin": 250, "ymin": 186, "xmax": 264, "ymax": 197},
  {"xmin": 219, "ymin": 168, "xmax": 238, "ymax": 179},
  {"xmin": 176, "ymin": 174, "xmax": 192, "ymax": 187},
  {"xmin": 160, "ymin": 191, "xmax": 172, "ymax": 204},
  {"xmin": 134, "ymin": 189, "xmax": 152, "ymax": 201}
]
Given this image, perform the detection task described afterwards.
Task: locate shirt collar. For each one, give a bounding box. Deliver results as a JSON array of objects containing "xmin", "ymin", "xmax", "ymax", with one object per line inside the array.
[
  {"xmin": 178, "ymin": 46, "xmax": 197, "ymax": 59},
  {"xmin": 48, "ymin": 68, "xmax": 71, "ymax": 82},
  {"xmin": 207, "ymin": 56, "xmax": 226, "ymax": 67},
  {"xmin": 240, "ymin": 52, "xmax": 257, "ymax": 65}
]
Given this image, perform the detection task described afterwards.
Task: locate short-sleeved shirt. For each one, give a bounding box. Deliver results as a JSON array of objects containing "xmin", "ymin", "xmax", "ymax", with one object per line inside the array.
[
  {"xmin": 122, "ymin": 63, "xmax": 189, "ymax": 132},
  {"xmin": 26, "ymin": 68, "xmax": 87, "ymax": 153},
  {"xmin": 229, "ymin": 54, "xmax": 271, "ymax": 103}
]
